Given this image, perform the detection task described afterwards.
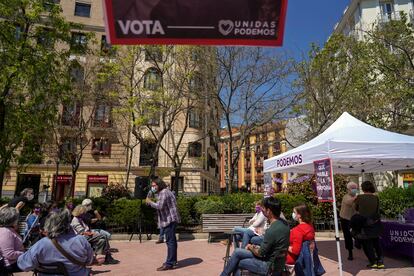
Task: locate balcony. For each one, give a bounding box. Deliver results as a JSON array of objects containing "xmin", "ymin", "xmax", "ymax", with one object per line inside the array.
[{"xmin": 378, "ymin": 12, "xmax": 401, "ymax": 24}]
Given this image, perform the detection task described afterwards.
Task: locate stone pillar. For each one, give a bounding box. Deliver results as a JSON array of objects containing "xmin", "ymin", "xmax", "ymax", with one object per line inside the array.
[
  {"xmin": 250, "ymin": 135, "xmax": 256, "ymax": 193},
  {"xmin": 280, "ymin": 140, "xmax": 288, "ymax": 191},
  {"xmin": 240, "ymin": 147, "xmax": 245, "ymax": 188},
  {"xmin": 268, "ymin": 131, "xmax": 276, "ymax": 190}
]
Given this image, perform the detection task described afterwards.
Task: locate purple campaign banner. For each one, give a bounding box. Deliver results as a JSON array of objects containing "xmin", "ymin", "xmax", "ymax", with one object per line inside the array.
[
  {"xmin": 313, "ymin": 158, "xmax": 333, "ymax": 203},
  {"xmin": 380, "ymin": 220, "xmax": 414, "ymax": 264}
]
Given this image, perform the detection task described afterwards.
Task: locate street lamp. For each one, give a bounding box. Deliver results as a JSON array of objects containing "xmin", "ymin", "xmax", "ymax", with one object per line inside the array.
[{"xmin": 43, "ymin": 160, "xmax": 52, "ymax": 201}]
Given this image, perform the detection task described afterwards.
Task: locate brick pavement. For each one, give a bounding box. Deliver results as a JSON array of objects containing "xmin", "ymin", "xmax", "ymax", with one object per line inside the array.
[{"xmin": 15, "ymin": 238, "xmax": 413, "ymax": 276}]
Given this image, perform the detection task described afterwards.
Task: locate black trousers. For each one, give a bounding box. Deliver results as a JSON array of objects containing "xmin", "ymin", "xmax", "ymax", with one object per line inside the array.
[
  {"xmin": 361, "ymin": 238, "xmax": 383, "ymax": 264},
  {"xmin": 340, "ymin": 218, "xmax": 353, "ymax": 251}
]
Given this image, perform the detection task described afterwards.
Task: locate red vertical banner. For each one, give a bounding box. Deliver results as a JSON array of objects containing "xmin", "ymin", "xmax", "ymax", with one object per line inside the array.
[
  {"xmin": 102, "ymin": 0, "xmax": 288, "ymax": 46},
  {"xmin": 313, "ymin": 158, "xmax": 334, "ymax": 203}
]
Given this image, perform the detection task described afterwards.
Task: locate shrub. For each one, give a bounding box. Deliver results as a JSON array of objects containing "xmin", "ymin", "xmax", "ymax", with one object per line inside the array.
[
  {"xmin": 274, "ymin": 193, "xmax": 307, "ymax": 220},
  {"xmin": 177, "ymin": 195, "xmax": 205, "ymax": 225},
  {"xmin": 378, "ymin": 186, "xmax": 414, "ymax": 219},
  {"xmin": 194, "ymin": 199, "xmax": 225, "ymax": 215},
  {"xmin": 101, "ymin": 182, "xmax": 131, "ymax": 202},
  {"xmin": 106, "ymin": 198, "xmax": 156, "ymax": 228}
]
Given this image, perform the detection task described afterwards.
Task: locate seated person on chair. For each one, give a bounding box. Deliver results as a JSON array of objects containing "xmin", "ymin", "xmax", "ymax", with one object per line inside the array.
[
  {"xmin": 0, "ymin": 207, "xmax": 24, "ymax": 274},
  {"xmin": 221, "ymin": 197, "xmax": 290, "ymax": 276},
  {"xmin": 71, "ymin": 205, "xmax": 118, "ymax": 265},
  {"xmin": 286, "ymin": 204, "xmax": 315, "ymax": 265},
  {"xmin": 233, "ymin": 201, "xmax": 267, "ymax": 249},
  {"xmin": 81, "ymin": 199, "xmax": 111, "ymax": 239},
  {"xmin": 17, "ymin": 209, "xmax": 94, "ymax": 275}
]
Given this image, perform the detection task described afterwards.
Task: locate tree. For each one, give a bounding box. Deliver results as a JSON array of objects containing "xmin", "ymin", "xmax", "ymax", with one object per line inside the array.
[
  {"xmin": 294, "ymin": 13, "xmax": 414, "ymax": 139},
  {"xmin": 212, "ymin": 47, "xmax": 295, "ymax": 192},
  {"xmin": 0, "ymin": 0, "xmax": 73, "ymax": 196}
]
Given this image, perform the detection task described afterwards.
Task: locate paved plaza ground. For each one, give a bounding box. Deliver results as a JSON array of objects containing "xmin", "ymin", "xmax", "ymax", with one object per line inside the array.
[{"xmin": 16, "ymin": 238, "xmax": 413, "ymax": 275}]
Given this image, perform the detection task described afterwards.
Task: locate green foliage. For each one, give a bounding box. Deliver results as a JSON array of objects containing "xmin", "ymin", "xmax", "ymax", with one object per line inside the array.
[
  {"xmin": 378, "ymin": 186, "xmax": 414, "ymax": 219},
  {"xmin": 274, "ymin": 193, "xmax": 307, "ymax": 220},
  {"xmin": 101, "ymin": 182, "xmax": 131, "ymax": 202},
  {"xmin": 106, "ymin": 198, "xmax": 156, "ymax": 228},
  {"xmin": 295, "ymin": 14, "xmax": 414, "ymax": 139},
  {"xmin": 194, "ymin": 199, "xmax": 225, "ymax": 215},
  {"xmin": 176, "ymin": 195, "xmax": 205, "ymax": 225}
]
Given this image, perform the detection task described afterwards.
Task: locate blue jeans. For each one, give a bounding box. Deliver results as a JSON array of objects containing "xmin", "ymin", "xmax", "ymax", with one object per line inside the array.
[
  {"xmin": 93, "ymin": 229, "xmax": 111, "ymax": 240},
  {"xmin": 220, "ymin": 248, "xmax": 269, "ymax": 276},
  {"xmin": 159, "ymin": 227, "xmax": 165, "ymax": 241},
  {"xmin": 251, "ymin": 236, "xmax": 263, "ymax": 246},
  {"xmin": 233, "ymin": 227, "xmax": 257, "ymax": 248},
  {"xmin": 162, "ymin": 222, "xmax": 177, "ymax": 267}
]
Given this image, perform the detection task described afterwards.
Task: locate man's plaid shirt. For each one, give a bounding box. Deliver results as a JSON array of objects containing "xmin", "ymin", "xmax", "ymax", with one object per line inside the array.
[{"xmin": 149, "ymin": 188, "xmax": 180, "ymax": 228}]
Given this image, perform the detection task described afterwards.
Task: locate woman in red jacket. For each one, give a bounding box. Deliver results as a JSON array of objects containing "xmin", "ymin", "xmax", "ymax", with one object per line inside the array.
[{"xmin": 286, "ymin": 204, "xmax": 315, "ymax": 265}]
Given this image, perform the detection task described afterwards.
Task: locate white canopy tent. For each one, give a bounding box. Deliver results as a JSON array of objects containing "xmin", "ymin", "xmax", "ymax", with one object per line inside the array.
[{"xmin": 264, "ymin": 112, "xmax": 414, "ymax": 275}]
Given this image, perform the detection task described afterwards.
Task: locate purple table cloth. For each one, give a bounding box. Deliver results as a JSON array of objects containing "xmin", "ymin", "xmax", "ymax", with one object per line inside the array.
[{"xmin": 380, "ymin": 220, "xmax": 414, "ymax": 264}]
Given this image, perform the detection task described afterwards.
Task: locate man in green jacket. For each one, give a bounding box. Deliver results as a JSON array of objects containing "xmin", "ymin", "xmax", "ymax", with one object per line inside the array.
[{"xmin": 221, "ymin": 197, "xmax": 290, "ymax": 276}]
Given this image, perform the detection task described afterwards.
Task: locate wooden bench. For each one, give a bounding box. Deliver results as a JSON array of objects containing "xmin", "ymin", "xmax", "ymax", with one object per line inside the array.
[{"xmin": 201, "ymin": 213, "xmax": 254, "ymax": 243}]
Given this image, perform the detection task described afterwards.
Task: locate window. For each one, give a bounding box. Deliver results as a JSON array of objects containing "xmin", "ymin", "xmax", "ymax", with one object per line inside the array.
[
  {"xmin": 145, "ymin": 47, "xmax": 163, "ymax": 62},
  {"xmin": 44, "ymin": 0, "xmax": 60, "ymax": 11},
  {"xmin": 190, "ymin": 74, "xmax": 203, "ymax": 92},
  {"xmin": 171, "ymin": 176, "xmax": 184, "ymax": 192},
  {"xmin": 189, "ymin": 109, "xmax": 202, "ymax": 128},
  {"xmin": 59, "ymin": 138, "xmax": 76, "ymax": 163},
  {"xmin": 70, "ymin": 32, "xmax": 87, "ymax": 53},
  {"xmin": 37, "ymin": 28, "xmax": 53, "ymax": 48},
  {"xmin": 74, "ymin": 2, "xmax": 91, "ymax": 17},
  {"xmin": 143, "ymin": 68, "xmax": 162, "ymax": 90},
  {"xmin": 15, "ymin": 25, "xmax": 22, "ymax": 40},
  {"xmin": 142, "ymin": 110, "xmax": 160, "ymax": 126},
  {"xmin": 94, "ymin": 104, "xmax": 112, "ymax": 128},
  {"xmin": 70, "ymin": 65, "xmax": 84, "ymax": 85},
  {"xmin": 188, "ymin": 142, "xmax": 202, "ymax": 158},
  {"xmin": 139, "ymin": 140, "xmax": 158, "ymax": 166},
  {"xmin": 100, "ymin": 35, "xmax": 115, "ymax": 56},
  {"xmin": 380, "ymin": 1, "xmax": 394, "ymax": 20},
  {"xmin": 203, "ymin": 180, "xmax": 208, "ymax": 193},
  {"xmin": 61, "ymin": 103, "xmax": 80, "ymax": 126},
  {"xmin": 91, "ymin": 138, "xmax": 110, "ymax": 155}
]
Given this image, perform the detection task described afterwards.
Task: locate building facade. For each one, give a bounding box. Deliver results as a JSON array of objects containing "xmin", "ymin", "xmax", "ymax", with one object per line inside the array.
[
  {"xmin": 219, "ymin": 123, "xmax": 288, "ymax": 193},
  {"xmin": 1, "ymin": 0, "xmax": 220, "ymax": 201},
  {"xmin": 334, "ymin": 0, "xmax": 414, "ymax": 190}
]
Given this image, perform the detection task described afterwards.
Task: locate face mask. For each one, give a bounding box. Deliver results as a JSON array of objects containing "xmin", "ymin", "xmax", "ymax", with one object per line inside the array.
[
  {"xmin": 67, "ymin": 203, "xmax": 74, "ymax": 210},
  {"xmin": 27, "ymin": 194, "xmax": 34, "ymax": 201},
  {"xmin": 34, "ymin": 208, "xmax": 41, "ymax": 214},
  {"xmin": 85, "ymin": 205, "xmax": 92, "ymax": 211},
  {"xmin": 292, "ymin": 212, "xmax": 297, "ymax": 221},
  {"xmin": 255, "ymin": 206, "xmax": 262, "ymax": 213},
  {"xmin": 151, "ymin": 187, "xmax": 157, "ymax": 194},
  {"xmin": 350, "ymin": 189, "xmax": 358, "ymax": 196}
]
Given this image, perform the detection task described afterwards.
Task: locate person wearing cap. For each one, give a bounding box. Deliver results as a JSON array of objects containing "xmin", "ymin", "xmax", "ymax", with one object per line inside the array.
[
  {"xmin": 340, "ymin": 182, "xmax": 358, "ymax": 261},
  {"xmin": 81, "ymin": 199, "xmax": 111, "ymax": 239}
]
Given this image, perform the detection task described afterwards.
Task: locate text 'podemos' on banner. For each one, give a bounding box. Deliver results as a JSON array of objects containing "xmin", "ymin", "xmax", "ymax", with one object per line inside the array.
[{"xmin": 102, "ymin": 0, "xmax": 288, "ymax": 46}]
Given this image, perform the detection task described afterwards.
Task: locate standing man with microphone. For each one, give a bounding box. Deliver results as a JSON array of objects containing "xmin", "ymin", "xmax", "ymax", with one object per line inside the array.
[
  {"xmin": 146, "ymin": 176, "xmax": 180, "ymax": 271},
  {"xmin": 147, "ymin": 184, "xmax": 165, "ymax": 244}
]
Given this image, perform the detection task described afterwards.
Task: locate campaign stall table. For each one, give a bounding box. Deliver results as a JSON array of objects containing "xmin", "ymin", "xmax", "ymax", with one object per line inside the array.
[{"xmin": 380, "ymin": 220, "xmax": 414, "ymax": 264}]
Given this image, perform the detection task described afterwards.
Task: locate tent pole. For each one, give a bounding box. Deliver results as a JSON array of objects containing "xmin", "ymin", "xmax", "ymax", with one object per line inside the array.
[{"xmin": 330, "ymin": 161, "xmax": 343, "ymax": 276}]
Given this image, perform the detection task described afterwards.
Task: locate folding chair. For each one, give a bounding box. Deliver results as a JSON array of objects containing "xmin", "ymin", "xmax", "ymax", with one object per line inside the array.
[{"xmin": 33, "ymin": 262, "xmax": 69, "ymax": 276}]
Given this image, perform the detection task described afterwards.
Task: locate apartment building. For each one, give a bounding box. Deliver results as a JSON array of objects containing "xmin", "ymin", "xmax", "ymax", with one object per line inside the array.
[
  {"xmin": 219, "ymin": 123, "xmax": 288, "ymax": 193},
  {"xmin": 334, "ymin": 0, "xmax": 414, "ymax": 38},
  {"xmin": 2, "ymin": 0, "xmax": 220, "ymax": 201},
  {"xmin": 333, "ymin": 0, "xmax": 414, "ymax": 189}
]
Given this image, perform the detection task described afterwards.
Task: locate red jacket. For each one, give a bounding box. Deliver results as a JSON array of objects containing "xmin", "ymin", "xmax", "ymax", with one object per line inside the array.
[{"xmin": 286, "ymin": 223, "xmax": 315, "ymax": 265}]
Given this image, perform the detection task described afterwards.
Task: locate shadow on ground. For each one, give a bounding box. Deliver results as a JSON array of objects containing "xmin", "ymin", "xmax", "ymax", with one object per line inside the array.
[
  {"xmin": 316, "ymin": 240, "xmax": 413, "ymax": 275},
  {"xmin": 176, "ymin": 257, "xmax": 203, "ymax": 269}
]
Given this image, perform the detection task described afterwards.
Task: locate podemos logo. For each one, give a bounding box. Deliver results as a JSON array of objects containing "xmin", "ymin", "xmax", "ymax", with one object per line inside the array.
[{"xmin": 218, "ymin": 20, "xmax": 276, "ymax": 36}]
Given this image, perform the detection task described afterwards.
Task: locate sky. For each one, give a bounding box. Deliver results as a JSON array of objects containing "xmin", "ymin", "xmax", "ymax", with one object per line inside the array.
[{"xmin": 280, "ymin": 0, "xmax": 350, "ymax": 58}]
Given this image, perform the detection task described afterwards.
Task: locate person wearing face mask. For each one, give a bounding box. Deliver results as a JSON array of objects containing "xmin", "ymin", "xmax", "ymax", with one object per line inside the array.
[
  {"xmin": 71, "ymin": 205, "xmax": 119, "ymax": 265},
  {"xmin": 7, "ymin": 188, "xmax": 35, "ymax": 210},
  {"xmin": 81, "ymin": 199, "xmax": 111, "ymax": 240},
  {"xmin": 145, "ymin": 176, "xmax": 180, "ymax": 271},
  {"xmin": 340, "ymin": 182, "xmax": 358, "ymax": 260},
  {"xmin": 233, "ymin": 201, "xmax": 267, "ymax": 249},
  {"xmin": 286, "ymin": 204, "xmax": 315, "ymax": 266},
  {"xmin": 221, "ymin": 197, "xmax": 290, "ymax": 276},
  {"xmin": 0, "ymin": 207, "xmax": 24, "ymax": 274}
]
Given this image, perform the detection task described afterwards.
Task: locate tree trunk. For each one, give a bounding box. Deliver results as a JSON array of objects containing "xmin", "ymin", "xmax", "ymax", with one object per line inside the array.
[
  {"xmin": 0, "ymin": 99, "xmax": 6, "ymax": 195},
  {"xmin": 0, "ymin": 169, "xmax": 4, "ymax": 197},
  {"xmin": 125, "ymin": 146, "xmax": 134, "ymax": 188},
  {"xmin": 173, "ymin": 166, "xmax": 181, "ymax": 196},
  {"xmin": 69, "ymin": 170, "xmax": 77, "ymax": 199},
  {"xmin": 52, "ymin": 161, "xmax": 60, "ymax": 200}
]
